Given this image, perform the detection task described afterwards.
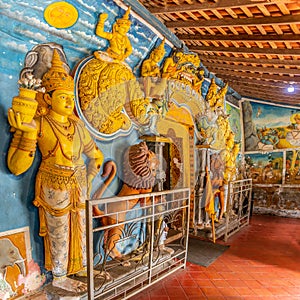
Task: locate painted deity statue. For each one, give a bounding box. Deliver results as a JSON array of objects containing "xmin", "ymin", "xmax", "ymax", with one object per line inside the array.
[
  {"xmin": 161, "ymin": 49, "xmax": 183, "ymax": 79},
  {"xmin": 206, "ymin": 78, "xmax": 218, "ymax": 109},
  {"xmin": 141, "ymin": 38, "xmax": 166, "ymax": 98},
  {"xmin": 95, "ymin": 7, "xmax": 132, "ymax": 62},
  {"xmin": 222, "ymin": 131, "xmax": 240, "ymax": 184},
  {"xmin": 141, "ymin": 39, "xmax": 165, "ymax": 78},
  {"xmin": 7, "ymin": 50, "xmax": 105, "ymax": 292},
  {"xmin": 78, "ymin": 6, "xmax": 149, "ymax": 135}
]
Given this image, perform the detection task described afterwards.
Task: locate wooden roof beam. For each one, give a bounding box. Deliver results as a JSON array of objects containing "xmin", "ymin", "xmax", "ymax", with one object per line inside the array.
[
  {"xmin": 189, "ymin": 45, "xmax": 300, "ymax": 56},
  {"xmin": 209, "ymin": 68, "xmax": 300, "ymax": 82},
  {"xmin": 177, "ymin": 33, "xmax": 300, "ymax": 42},
  {"xmin": 226, "ymin": 78, "xmax": 300, "ymax": 91},
  {"xmin": 148, "ymin": 0, "xmax": 297, "ymax": 15},
  {"xmin": 233, "ymin": 88, "xmax": 300, "ymax": 102},
  {"xmin": 165, "ymin": 14, "xmax": 300, "ymax": 29},
  {"xmin": 200, "ymin": 55, "xmax": 300, "ymax": 66},
  {"xmin": 203, "ymin": 62, "xmax": 300, "ymax": 75}
]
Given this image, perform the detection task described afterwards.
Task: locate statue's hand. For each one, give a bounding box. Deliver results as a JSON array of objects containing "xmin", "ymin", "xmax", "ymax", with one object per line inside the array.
[
  {"xmin": 87, "ymin": 174, "xmax": 93, "ymax": 198},
  {"xmin": 8, "ymin": 108, "xmax": 37, "ymax": 133},
  {"xmin": 99, "ymin": 13, "xmax": 108, "ymax": 23}
]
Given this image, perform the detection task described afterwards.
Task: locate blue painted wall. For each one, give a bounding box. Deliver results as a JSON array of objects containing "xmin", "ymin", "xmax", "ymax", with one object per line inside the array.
[
  {"xmin": 0, "ymin": 0, "xmax": 184, "ymax": 271},
  {"xmin": 0, "ymin": 0, "xmax": 239, "ymax": 272}
]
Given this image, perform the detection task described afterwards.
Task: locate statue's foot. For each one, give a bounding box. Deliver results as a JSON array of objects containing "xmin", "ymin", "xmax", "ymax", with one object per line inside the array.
[
  {"xmin": 109, "ymin": 252, "xmax": 131, "ymax": 267},
  {"xmin": 75, "ymin": 268, "xmax": 110, "ymax": 279},
  {"xmin": 75, "ymin": 268, "xmax": 100, "ymax": 277},
  {"xmin": 95, "ymin": 270, "xmax": 112, "ymax": 281},
  {"xmin": 162, "ymin": 246, "xmax": 175, "ymax": 255},
  {"xmin": 52, "ymin": 276, "xmax": 87, "ymax": 293}
]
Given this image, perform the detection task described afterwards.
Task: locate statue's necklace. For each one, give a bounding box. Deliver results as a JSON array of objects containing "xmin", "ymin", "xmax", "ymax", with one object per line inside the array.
[{"xmin": 46, "ymin": 115, "xmax": 75, "ymax": 141}]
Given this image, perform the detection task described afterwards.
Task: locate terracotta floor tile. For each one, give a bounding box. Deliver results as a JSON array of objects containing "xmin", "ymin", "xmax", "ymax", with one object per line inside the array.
[
  {"xmin": 187, "ymin": 272, "xmax": 209, "ymax": 280},
  {"xmin": 225, "ymin": 280, "xmax": 245, "ymax": 288},
  {"xmin": 243, "ymin": 280, "xmax": 263, "ymax": 289},
  {"xmin": 212, "ymin": 279, "xmax": 231, "ymax": 288},
  {"xmin": 206, "ymin": 271, "xmax": 225, "ymax": 280},
  {"xmin": 251, "ymin": 288, "xmax": 273, "ymax": 296},
  {"xmin": 220, "ymin": 272, "xmax": 238, "ymax": 280},
  {"xmin": 200, "ymin": 287, "xmax": 223, "ymax": 296},
  {"xmin": 168, "ymin": 296, "xmax": 188, "ymax": 300},
  {"xmin": 187, "ymin": 296, "xmax": 207, "ymax": 300},
  {"xmin": 129, "ymin": 216, "xmax": 300, "ymax": 300},
  {"xmin": 164, "ymin": 287, "xmax": 186, "ymax": 296},
  {"xmin": 195, "ymin": 279, "xmax": 216, "ymax": 287},
  {"xmin": 217, "ymin": 287, "xmax": 240, "ymax": 297},
  {"xmin": 179, "ymin": 279, "xmax": 198, "ymax": 287},
  {"xmin": 267, "ymin": 287, "xmax": 291, "ymax": 296},
  {"xmin": 283, "ymin": 286, "xmax": 300, "ymax": 295},
  {"xmin": 182, "ymin": 286, "xmax": 205, "ymax": 297},
  {"xmin": 149, "ymin": 296, "xmax": 169, "ymax": 300},
  {"xmin": 233, "ymin": 286, "xmax": 256, "ymax": 296}
]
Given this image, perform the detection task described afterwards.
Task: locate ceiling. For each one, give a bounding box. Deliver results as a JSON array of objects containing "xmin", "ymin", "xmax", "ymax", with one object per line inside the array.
[{"xmin": 138, "ymin": 0, "xmax": 300, "ymax": 106}]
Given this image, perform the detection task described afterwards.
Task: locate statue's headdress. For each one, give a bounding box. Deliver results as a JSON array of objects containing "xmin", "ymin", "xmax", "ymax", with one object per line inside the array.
[
  {"xmin": 153, "ymin": 38, "xmax": 166, "ymax": 56},
  {"xmin": 42, "ymin": 49, "xmax": 74, "ymax": 93},
  {"xmin": 116, "ymin": 7, "xmax": 131, "ymax": 26}
]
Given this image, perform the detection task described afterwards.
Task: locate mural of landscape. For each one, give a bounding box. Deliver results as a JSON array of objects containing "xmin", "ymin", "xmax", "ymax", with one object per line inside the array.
[
  {"xmin": 243, "ymin": 100, "xmax": 300, "ymax": 152},
  {"xmin": 245, "ymin": 152, "xmax": 283, "ymax": 184}
]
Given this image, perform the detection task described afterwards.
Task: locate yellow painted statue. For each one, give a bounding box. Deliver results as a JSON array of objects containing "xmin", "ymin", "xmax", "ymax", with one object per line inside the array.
[
  {"xmin": 141, "ymin": 38, "xmax": 166, "ymax": 100},
  {"xmin": 7, "ymin": 49, "xmax": 105, "ymax": 292},
  {"xmin": 78, "ymin": 5, "xmax": 150, "ymax": 134},
  {"xmin": 95, "ymin": 7, "xmax": 132, "ymax": 62},
  {"xmin": 222, "ymin": 131, "xmax": 240, "ymax": 184}
]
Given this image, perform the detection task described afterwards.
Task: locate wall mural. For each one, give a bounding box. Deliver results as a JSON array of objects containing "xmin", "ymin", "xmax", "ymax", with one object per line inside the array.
[
  {"xmin": 244, "ymin": 152, "xmax": 283, "ymax": 185},
  {"xmin": 243, "ymin": 100, "xmax": 300, "ymax": 152},
  {"xmin": 0, "ymin": 227, "xmax": 45, "ymax": 299}
]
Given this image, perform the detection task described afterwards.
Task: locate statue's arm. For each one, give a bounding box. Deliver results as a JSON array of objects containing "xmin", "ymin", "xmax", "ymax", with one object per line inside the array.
[
  {"xmin": 95, "ymin": 13, "xmax": 112, "ymax": 40},
  {"xmin": 83, "ymin": 130, "xmax": 104, "ymax": 196},
  {"xmin": 123, "ymin": 37, "xmax": 132, "ymax": 60},
  {"xmin": 7, "ymin": 109, "xmax": 37, "ymax": 175}
]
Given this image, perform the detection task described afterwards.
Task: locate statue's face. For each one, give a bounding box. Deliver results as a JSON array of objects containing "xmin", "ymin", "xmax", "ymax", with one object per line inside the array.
[
  {"xmin": 116, "ymin": 23, "xmax": 130, "ymax": 35},
  {"xmin": 148, "ymin": 151, "xmax": 159, "ymax": 177},
  {"xmin": 51, "ymin": 90, "xmax": 75, "ymax": 116},
  {"xmin": 151, "ymin": 51, "xmax": 164, "ymax": 63}
]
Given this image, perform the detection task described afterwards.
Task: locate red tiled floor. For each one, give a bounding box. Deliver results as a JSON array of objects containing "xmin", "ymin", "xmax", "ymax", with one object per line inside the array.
[{"xmin": 130, "ymin": 215, "xmax": 300, "ymax": 299}]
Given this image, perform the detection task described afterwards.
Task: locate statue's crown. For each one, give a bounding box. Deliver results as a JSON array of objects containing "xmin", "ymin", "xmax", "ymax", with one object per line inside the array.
[
  {"xmin": 116, "ymin": 7, "xmax": 131, "ymax": 26},
  {"xmin": 42, "ymin": 49, "xmax": 74, "ymax": 92},
  {"xmin": 153, "ymin": 38, "xmax": 166, "ymax": 55}
]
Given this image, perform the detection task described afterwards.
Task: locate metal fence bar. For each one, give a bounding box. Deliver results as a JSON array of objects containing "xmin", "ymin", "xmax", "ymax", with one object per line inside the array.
[{"xmin": 86, "ymin": 188, "xmax": 190, "ymax": 300}]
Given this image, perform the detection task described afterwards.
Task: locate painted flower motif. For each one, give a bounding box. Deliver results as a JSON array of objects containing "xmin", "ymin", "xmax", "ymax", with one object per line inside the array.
[
  {"xmin": 17, "ymin": 260, "xmax": 46, "ymax": 294},
  {"xmin": 18, "ymin": 72, "xmax": 45, "ymax": 93}
]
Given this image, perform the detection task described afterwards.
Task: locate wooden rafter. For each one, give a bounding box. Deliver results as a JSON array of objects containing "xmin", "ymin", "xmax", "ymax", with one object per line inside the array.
[
  {"xmin": 177, "ymin": 33, "xmax": 300, "ymax": 42},
  {"xmin": 165, "ymin": 15, "xmax": 300, "ymax": 29},
  {"xmin": 200, "ymin": 55, "xmax": 300, "ymax": 66},
  {"xmin": 209, "ymin": 67, "xmax": 300, "ymax": 82},
  {"xmin": 203, "ymin": 62, "xmax": 300, "ymax": 75},
  {"xmin": 189, "ymin": 45, "xmax": 300, "ymax": 56},
  {"xmin": 147, "ymin": 0, "xmax": 297, "ymax": 15},
  {"xmin": 138, "ymin": 0, "xmax": 300, "ymax": 106}
]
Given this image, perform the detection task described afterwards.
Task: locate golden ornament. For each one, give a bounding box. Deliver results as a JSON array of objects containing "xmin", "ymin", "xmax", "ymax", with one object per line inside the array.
[{"xmin": 44, "ymin": 1, "xmax": 78, "ymax": 29}]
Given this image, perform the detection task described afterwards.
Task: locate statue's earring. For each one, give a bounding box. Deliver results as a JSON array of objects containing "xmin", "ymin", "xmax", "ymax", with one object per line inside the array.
[{"xmin": 44, "ymin": 93, "xmax": 52, "ymax": 108}]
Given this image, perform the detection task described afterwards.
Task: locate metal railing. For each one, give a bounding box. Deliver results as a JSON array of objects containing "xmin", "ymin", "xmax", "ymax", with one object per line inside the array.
[
  {"xmin": 86, "ymin": 188, "xmax": 190, "ymax": 299},
  {"xmin": 224, "ymin": 178, "xmax": 252, "ymax": 241}
]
